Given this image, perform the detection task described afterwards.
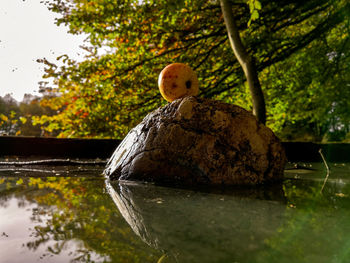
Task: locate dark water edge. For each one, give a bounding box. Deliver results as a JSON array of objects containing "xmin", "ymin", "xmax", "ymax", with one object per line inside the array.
[
  {"xmin": 1, "ymin": 136, "xmax": 350, "ymax": 162},
  {"xmin": 0, "ymin": 136, "xmax": 120, "ymax": 159}
]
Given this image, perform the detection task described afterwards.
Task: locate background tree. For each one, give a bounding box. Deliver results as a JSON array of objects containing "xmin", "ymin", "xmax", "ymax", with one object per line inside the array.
[
  {"xmin": 0, "ymin": 94, "xmax": 55, "ymax": 136},
  {"xmin": 0, "ymin": 95, "xmax": 21, "ymax": 135},
  {"xmin": 35, "ymin": 0, "xmax": 350, "ymax": 141},
  {"xmin": 220, "ymin": 0, "xmax": 266, "ymax": 124}
]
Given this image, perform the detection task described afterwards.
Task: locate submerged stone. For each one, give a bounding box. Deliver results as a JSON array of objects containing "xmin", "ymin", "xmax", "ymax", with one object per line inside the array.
[{"xmin": 104, "ymin": 96, "xmax": 286, "ymax": 186}]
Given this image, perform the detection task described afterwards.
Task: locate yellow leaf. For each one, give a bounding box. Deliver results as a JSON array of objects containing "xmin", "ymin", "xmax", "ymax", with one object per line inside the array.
[
  {"xmin": 16, "ymin": 178, "xmax": 24, "ymax": 185},
  {"xmin": 20, "ymin": 117, "xmax": 27, "ymax": 124},
  {"xmin": 0, "ymin": 114, "xmax": 8, "ymax": 122}
]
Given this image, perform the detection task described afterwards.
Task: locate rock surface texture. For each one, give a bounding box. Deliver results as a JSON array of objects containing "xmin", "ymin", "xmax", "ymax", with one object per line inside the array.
[{"xmin": 104, "ymin": 96, "xmax": 286, "ymax": 185}]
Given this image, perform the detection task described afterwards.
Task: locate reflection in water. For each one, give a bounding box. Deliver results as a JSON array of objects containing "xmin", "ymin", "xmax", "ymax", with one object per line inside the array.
[
  {"xmin": 107, "ymin": 180, "xmax": 287, "ymax": 262},
  {"xmin": 1, "ymin": 162, "xmax": 350, "ymax": 263},
  {"xmin": 0, "ymin": 198, "xmax": 103, "ymax": 263},
  {"xmin": 0, "ymin": 176, "xmax": 161, "ymax": 263},
  {"xmin": 106, "ymin": 163, "xmax": 350, "ymax": 263}
]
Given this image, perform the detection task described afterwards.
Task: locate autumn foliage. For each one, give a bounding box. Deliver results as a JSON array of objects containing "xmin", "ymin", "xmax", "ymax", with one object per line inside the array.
[{"xmin": 33, "ymin": 0, "xmax": 350, "ymax": 141}]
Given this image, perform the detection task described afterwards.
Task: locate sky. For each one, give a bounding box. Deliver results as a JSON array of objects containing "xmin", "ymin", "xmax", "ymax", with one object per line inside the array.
[{"xmin": 0, "ymin": 0, "xmax": 86, "ymax": 101}]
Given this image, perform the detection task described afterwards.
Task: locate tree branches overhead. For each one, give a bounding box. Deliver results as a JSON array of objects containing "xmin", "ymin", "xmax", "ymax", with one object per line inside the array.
[{"xmin": 36, "ymin": 0, "xmax": 349, "ymax": 140}]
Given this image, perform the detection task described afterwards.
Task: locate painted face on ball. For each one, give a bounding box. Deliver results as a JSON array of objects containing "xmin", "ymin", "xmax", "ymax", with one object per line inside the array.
[{"xmin": 158, "ymin": 63, "xmax": 199, "ymax": 102}]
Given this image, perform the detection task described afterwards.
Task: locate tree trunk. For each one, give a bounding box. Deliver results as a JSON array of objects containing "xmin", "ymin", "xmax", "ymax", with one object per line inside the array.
[{"xmin": 220, "ymin": 0, "xmax": 266, "ymax": 124}]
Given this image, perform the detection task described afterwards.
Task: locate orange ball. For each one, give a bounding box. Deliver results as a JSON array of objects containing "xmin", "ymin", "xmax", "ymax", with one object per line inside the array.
[{"xmin": 158, "ymin": 63, "xmax": 199, "ymax": 102}]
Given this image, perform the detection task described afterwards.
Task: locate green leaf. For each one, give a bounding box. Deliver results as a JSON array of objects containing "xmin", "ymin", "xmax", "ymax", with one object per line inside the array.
[
  {"xmin": 251, "ymin": 10, "xmax": 259, "ymax": 20},
  {"xmin": 254, "ymin": 1, "xmax": 262, "ymax": 10}
]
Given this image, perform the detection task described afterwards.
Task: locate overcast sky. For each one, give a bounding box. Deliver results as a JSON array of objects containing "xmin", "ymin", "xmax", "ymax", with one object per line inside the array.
[{"xmin": 0, "ymin": 0, "xmax": 86, "ymax": 101}]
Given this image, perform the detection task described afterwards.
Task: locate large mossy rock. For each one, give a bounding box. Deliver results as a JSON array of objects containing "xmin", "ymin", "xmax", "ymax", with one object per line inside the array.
[{"xmin": 104, "ymin": 96, "xmax": 286, "ymax": 185}]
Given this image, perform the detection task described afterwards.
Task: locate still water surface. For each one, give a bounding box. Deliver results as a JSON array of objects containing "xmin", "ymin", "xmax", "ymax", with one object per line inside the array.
[{"xmin": 0, "ymin": 162, "xmax": 350, "ymax": 263}]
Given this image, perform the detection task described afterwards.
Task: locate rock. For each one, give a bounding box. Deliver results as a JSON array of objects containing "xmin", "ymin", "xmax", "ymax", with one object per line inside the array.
[{"xmin": 104, "ymin": 96, "xmax": 286, "ymax": 185}]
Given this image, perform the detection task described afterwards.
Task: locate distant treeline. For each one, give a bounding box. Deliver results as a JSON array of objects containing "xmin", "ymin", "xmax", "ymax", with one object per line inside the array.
[{"xmin": 0, "ymin": 94, "xmax": 56, "ymax": 137}]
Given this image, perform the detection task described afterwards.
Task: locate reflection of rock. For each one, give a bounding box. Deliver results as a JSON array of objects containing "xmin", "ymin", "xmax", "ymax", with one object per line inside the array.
[
  {"xmin": 104, "ymin": 96, "xmax": 286, "ymax": 186},
  {"xmin": 106, "ymin": 180, "xmax": 286, "ymax": 262}
]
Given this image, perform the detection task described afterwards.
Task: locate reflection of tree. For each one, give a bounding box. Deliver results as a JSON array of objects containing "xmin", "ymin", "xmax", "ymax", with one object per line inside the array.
[
  {"xmin": 0, "ymin": 177, "xmax": 161, "ymax": 263},
  {"xmin": 257, "ymin": 179, "xmax": 350, "ymax": 263}
]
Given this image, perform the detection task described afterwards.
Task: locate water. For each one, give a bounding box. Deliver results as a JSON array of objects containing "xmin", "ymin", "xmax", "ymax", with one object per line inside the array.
[{"xmin": 1, "ymin": 162, "xmax": 350, "ymax": 263}]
